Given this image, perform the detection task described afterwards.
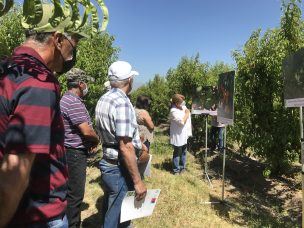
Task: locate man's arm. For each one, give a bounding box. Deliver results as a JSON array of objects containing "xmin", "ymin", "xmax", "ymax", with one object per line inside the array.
[
  {"xmin": 0, "ymin": 153, "xmax": 36, "ymax": 227},
  {"xmin": 118, "ymin": 137, "xmax": 147, "ymax": 200},
  {"xmin": 78, "ymin": 122, "xmax": 100, "ymax": 147}
]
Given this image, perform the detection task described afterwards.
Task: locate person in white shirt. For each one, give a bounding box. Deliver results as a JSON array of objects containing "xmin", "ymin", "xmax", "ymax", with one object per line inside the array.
[{"xmin": 169, "ymin": 94, "xmax": 192, "ymax": 175}]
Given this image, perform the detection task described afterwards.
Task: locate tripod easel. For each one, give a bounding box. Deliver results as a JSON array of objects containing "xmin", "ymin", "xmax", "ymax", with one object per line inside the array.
[
  {"xmin": 202, "ymin": 117, "xmax": 233, "ymax": 205},
  {"xmin": 202, "ymin": 114, "xmax": 228, "ymax": 204},
  {"xmin": 299, "ymin": 107, "xmax": 304, "ymax": 228},
  {"xmin": 203, "ymin": 114, "xmax": 212, "ymax": 187}
]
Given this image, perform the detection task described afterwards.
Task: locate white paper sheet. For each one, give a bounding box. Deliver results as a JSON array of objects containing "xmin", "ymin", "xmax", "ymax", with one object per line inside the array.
[
  {"xmin": 192, "ymin": 109, "xmax": 217, "ymax": 116},
  {"xmin": 120, "ymin": 189, "xmax": 161, "ymax": 223}
]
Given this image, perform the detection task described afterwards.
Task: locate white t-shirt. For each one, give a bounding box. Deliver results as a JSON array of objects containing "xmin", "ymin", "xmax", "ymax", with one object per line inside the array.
[{"xmin": 169, "ymin": 105, "xmax": 192, "ymax": 146}]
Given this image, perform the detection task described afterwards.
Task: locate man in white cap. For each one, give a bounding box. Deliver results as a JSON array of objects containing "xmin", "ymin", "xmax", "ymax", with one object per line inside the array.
[{"xmin": 95, "ymin": 61, "xmax": 147, "ymax": 228}]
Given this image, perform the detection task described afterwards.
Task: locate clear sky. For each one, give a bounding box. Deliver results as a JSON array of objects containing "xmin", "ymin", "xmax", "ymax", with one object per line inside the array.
[{"xmin": 104, "ymin": 0, "xmax": 301, "ymax": 87}]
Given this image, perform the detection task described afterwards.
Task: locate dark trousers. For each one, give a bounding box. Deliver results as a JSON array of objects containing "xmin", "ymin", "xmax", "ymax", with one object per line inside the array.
[
  {"xmin": 210, "ymin": 126, "xmax": 224, "ymax": 151},
  {"xmin": 66, "ymin": 148, "xmax": 87, "ymax": 228},
  {"xmin": 144, "ymin": 140, "xmax": 151, "ymax": 152}
]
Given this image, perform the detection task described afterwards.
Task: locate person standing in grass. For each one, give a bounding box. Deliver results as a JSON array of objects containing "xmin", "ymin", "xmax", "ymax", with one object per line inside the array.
[
  {"xmin": 135, "ymin": 95, "xmax": 154, "ymax": 178},
  {"xmin": 95, "ymin": 61, "xmax": 147, "ymax": 228},
  {"xmin": 135, "ymin": 95, "xmax": 154, "ymax": 151},
  {"xmin": 169, "ymin": 94, "xmax": 192, "ymax": 175},
  {"xmin": 60, "ymin": 68, "xmax": 99, "ymax": 227},
  {"xmin": 210, "ymin": 105, "xmax": 225, "ymax": 152},
  {"xmin": 0, "ymin": 4, "xmax": 86, "ymax": 227}
]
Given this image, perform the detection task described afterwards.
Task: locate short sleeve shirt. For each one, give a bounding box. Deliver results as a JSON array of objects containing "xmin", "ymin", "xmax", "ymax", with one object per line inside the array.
[
  {"xmin": 95, "ymin": 88, "xmax": 141, "ymax": 160},
  {"xmin": 169, "ymin": 105, "xmax": 188, "ymax": 146},
  {"xmin": 60, "ymin": 91, "xmax": 93, "ymax": 149},
  {"xmin": 0, "ymin": 46, "xmax": 67, "ymax": 225}
]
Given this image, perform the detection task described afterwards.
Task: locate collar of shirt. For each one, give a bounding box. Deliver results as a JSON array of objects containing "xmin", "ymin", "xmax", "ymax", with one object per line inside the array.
[
  {"xmin": 13, "ymin": 46, "xmax": 50, "ymax": 70},
  {"xmin": 12, "ymin": 46, "xmax": 55, "ymax": 82},
  {"xmin": 111, "ymin": 87, "xmax": 129, "ymax": 99},
  {"xmin": 65, "ymin": 91, "xmax": 83, "ymax": 102}
]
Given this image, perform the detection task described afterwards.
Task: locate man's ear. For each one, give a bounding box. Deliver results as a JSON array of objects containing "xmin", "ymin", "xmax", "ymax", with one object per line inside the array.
[
  {"xmin": 79, "ymin": 81, "xmax": 85, "ymax": 88},
  {"xmin": 53, "ymin": 32, "xmax": 64, "ymax": 49}
]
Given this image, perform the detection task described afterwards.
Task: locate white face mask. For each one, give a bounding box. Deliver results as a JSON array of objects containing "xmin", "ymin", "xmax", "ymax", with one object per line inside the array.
[
  {"xmin": 82, "ymin": 82, "xmax": 88, "ymax": 96},
  {"xmin": 181, "ymin": 101, "xmax": 186, "ymax": 106}
]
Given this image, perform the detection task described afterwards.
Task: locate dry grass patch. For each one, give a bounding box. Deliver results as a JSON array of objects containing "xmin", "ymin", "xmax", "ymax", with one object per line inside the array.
[
  {"xmin": 81, "ymin": 126, "xmax": 242, "ymax": 227},
  {"xmin": 81, "ymin": 125, "xmax": 301, "ymax": 227}
]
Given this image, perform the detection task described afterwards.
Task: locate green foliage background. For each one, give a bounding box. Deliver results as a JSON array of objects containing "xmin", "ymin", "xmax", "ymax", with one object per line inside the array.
[
  {"xmin": 0, "ymin": 7, "xmax": 25, "ymax": 56},
  {"xmin": 60, "ymin": 34, "xmax": 119, "ymax": 116},
  {"xmin": 0, "ymin": 6, "xmax": 119, "ymax": 118},
  {"xmin": 230, "ymin": 0, "xmax": 304, "ymax": 174},
  {"xmin": 131, "ymin": 0, "xmax": 304, "ymax": 174},
  {"xmin": 1, "ymin": 0, "xmax": 304, "ymax": 174}
]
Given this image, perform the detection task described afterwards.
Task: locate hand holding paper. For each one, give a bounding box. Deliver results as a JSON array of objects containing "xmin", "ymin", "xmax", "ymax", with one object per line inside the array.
[{"xmin": 120, "ymin": 189, "xmax": 161, "ymax": 223}]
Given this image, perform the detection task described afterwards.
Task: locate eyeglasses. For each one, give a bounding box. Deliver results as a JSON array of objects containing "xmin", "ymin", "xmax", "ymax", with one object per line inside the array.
[{"xmin": 64, "ymin": 35, "xmax": 76, "ymax": 49}]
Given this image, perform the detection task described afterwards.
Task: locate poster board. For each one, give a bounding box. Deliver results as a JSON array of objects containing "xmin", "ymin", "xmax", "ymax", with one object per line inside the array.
[
  {"xmin": 283, "ymin": 48, "xmax": 304, "ymax": 107},
  {"xmin": 192, "ymin": 86, "xmax": 217, "ymax": 115},
  {"xmin": 217, "ymin": 71, "xmax": 235, "ymax": 125}
]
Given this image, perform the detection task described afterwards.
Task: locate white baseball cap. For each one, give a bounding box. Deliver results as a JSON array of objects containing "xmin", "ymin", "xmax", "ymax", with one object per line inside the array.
[{"xmin": 108, "ymin": 61, "xmax": 139, "ymax": 81}]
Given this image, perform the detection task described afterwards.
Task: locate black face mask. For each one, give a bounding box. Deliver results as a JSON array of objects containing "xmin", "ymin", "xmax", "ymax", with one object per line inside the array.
[{"xmin": 56, "ymin": 48, "xmax": 77, "ymax": 75}]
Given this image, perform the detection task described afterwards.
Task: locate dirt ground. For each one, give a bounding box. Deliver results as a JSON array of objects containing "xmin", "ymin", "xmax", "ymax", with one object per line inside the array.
[{"xmin": 193, "ymin": 147, "xmax": 302, "ymax": 227}]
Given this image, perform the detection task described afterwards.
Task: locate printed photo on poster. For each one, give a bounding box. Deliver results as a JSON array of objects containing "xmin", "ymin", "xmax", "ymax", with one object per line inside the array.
[
  {"xmin": 283, "ymin": 48, "xmax": 304, "ymax": 107},
  {"xmin": 192, "ymin": 86, "xmax": 217, "ymax": 115},
  {"xmin": 217, "ymin": 71, "xmax": 235, "ymax": 125}
]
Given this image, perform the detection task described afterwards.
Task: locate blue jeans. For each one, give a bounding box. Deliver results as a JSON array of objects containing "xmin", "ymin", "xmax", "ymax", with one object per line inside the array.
[
  {"xmin": 29, "ymin": 215, "xmax": 68, "ymax": 228},
  {"xmin": 99, "ymin": 159, "xmax": 133, "ymax": 228},
  {"xmin": 210, "ymin": 126, "xmax": 224, "ymax": 151},
  {"xmin": 172, "ymin": 144, "xmax": 187, "ymax": 173}
]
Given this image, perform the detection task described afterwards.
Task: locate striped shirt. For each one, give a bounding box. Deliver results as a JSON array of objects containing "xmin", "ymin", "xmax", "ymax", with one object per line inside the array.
[
  {"xmin": 0, "ymin": 46, "xmax": 67, "ymax": 225},
  {"xmin": 95, "ymin": 88, "xmax": 141, "ymax": 160},
  {"xmin": 60, "ymin": 91, "xmax": 93, "ymax": 149}
]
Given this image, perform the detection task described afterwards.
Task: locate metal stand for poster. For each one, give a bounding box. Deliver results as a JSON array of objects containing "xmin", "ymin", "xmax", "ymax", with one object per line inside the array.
[
  {"xmin": 300, "ymin": 107, "xmax": 304, "ymax": 228},
  {"xmin": 202, "ymin": 125, "xmax": 231, "ymax": 205},
  {"xmin": 203, "ymin": 115, "xmax": 212, "ymax": 187},
  {"xmin": 201, "ymin": 114, "xmax": 228, "ymax": 194},
  {"xmin": 201, "ymin": 70, "xmax": 235, "ymax": 206},
  {"xmin": 221, "ymin": 126, "xmax": 227, "ymax": 201},
  {"xmin": 204, "ymin": 126, "xmax": 234, "ymax": 207},
  {"xmin": 202, "ymin": 115, "xmax": 226, "ymax": 205}
]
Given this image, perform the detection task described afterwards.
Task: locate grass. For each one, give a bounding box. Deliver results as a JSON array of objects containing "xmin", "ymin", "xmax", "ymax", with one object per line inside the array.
[{"xmin": 80, "ymin": 126, "xmax": 301, "ymax": 228}]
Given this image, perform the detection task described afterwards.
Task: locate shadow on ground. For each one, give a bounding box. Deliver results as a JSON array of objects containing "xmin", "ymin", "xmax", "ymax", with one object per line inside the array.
[
  {"xmin": 194, "ymin": 148, "xmax": 301, "ymax": 227},
  {"xmin": 153, "ymin": 158, "xmax": 172, "ymax": 174},
  {"xmin": 82, "ymin": 176, "xmax": 104, "ymax": 227},
  {"xmin": 87, "ymin": 152, "xmax": 102, "ymax": 169}
]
